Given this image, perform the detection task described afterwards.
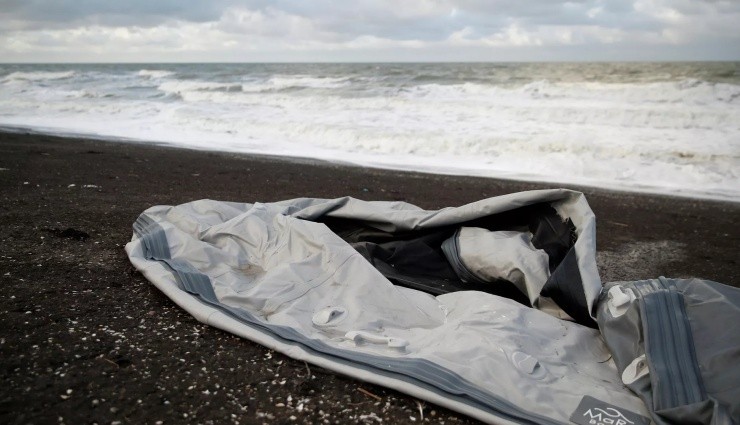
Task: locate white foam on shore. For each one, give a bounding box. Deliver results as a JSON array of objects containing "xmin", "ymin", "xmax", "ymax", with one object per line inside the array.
[{"xmin": 0, "ymin": 64, "xmax": 738, "ymax": 202}]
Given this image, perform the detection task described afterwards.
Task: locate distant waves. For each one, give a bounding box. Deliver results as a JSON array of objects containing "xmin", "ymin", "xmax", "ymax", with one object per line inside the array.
[{"xmin": 0, "ymin": 62, "xmax": 738, "ymax": 200}]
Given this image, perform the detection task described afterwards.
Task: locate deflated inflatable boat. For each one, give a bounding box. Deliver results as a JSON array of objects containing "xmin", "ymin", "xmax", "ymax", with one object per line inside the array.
[{"xmin": 125, "ymin": 189, "xmax": 739, "ymax": 424}]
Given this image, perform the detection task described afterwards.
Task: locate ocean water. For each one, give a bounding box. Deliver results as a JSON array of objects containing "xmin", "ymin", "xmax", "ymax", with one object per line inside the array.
[{"xmin": 0, "ymin": 62, "xmax": 738, "ymax": 201}]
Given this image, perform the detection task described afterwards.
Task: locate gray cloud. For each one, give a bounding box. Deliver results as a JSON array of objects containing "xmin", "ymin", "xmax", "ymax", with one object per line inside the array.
[
  {"xmin": 0, "ymin": 0, "xmax": 738, "ymax": 62},
  {"xmin": 0, "ymin": 0, "xmax": 236, "ymax": 29}
]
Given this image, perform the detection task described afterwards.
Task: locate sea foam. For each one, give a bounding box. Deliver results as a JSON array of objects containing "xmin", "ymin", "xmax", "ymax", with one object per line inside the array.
[{"xmin": 0, "ymin": 63, "xmax": 738, "ymax": 201}]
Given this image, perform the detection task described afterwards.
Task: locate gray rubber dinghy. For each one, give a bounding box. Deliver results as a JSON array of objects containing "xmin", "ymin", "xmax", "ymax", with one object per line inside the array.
[{"xmin": 126, "ymin": 189, "xmax": 739, "ymax": 424}]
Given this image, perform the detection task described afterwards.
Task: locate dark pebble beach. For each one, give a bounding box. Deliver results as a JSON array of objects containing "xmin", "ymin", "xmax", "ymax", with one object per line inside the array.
[{"xmin": 1, "ymin": 130, "xmax": 738, "ymax": 425}]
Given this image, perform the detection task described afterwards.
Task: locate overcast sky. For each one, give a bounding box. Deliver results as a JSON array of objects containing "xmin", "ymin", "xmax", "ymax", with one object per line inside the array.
[{"xmin": 1, "ymin": 0, "xmax": 738, "ymax": 63}]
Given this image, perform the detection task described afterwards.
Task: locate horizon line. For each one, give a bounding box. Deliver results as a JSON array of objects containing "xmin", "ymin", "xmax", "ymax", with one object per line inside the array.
[{"xmin": 2, "ymin": 59, "xmax": 739, "ymax": 65}]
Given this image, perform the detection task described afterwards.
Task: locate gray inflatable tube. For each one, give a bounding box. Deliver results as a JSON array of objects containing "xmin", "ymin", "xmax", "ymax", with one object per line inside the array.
[{"xmin": 126, "ymin": 189, "xmax": 739, "ymax": 424}]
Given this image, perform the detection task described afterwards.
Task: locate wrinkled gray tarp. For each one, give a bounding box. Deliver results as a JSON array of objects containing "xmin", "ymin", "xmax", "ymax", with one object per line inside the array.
[{"xmin": 126, "ymin": 189, "xmax": 739, "ymax": 425}]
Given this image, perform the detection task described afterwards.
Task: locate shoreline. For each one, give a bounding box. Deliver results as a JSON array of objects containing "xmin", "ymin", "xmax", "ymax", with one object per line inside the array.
[
  {"xmin": 1, "ymin": 130, "xmax": 738, "ymax": 424},
  {"xmin": 2, "ymin": 124, "xmax": 736, "ymax": 204}
]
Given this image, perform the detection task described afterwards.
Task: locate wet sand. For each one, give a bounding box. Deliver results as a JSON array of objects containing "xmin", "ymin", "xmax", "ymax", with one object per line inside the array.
[{"xmin": 1, "ymin": 130, "xmax": 738, "ymax": 424}]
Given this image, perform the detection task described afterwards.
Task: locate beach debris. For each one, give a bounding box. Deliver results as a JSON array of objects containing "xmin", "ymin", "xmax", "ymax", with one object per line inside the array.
[
  {"xmin": 357, "ymin": 387, "xmax": 382, "ymax": 401},
  {"xmin": 103, "ymin": 358, "xmax": 118, "ymax": 368},
  {"xmin": 67, "ymin": 184, "xmax": 76, "ymax": 188},
  {"xmin": 415, "ymin": 400, "xmax": 426, "ymax": 421},
  {"xmin": 44, "ymin": 227, "xmax": 90, "ymax": 241},
  {"xmin": 82, "ymin": 184, "xmax": 100, "ymax": 188},
  {"xmin": 608, "ymin": 221, "xmax": 629, "ymax": 227},
  {"xmin": 103, "ymin": 354, "xmax": 132, "ymax": 368},
  {"xmin": 0, "ymin": 167, "xmax": 8, "ymax": 171}
]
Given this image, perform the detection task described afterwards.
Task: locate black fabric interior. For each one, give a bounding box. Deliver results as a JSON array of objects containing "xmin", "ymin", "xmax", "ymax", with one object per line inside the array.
[
  {"xmin": 318, "ymin": 203, "xmax": 576, "ymax": 308},
  {"xmin": 541, "ymin": 248, "xmax": 595, "ymax": 326}
]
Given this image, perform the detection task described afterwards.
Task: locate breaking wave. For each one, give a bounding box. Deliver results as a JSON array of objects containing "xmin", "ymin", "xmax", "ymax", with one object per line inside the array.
[
  {"xmin": 0, "ymin": 62, "xmax": 738, "ymax": 201},
  {"xmin": 2, "ymin": 70, "xmax": 77, "ymax": 83},
  {"xmin": 136, "ymin": 69, "xmax": 175, "ymax": 79}
]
